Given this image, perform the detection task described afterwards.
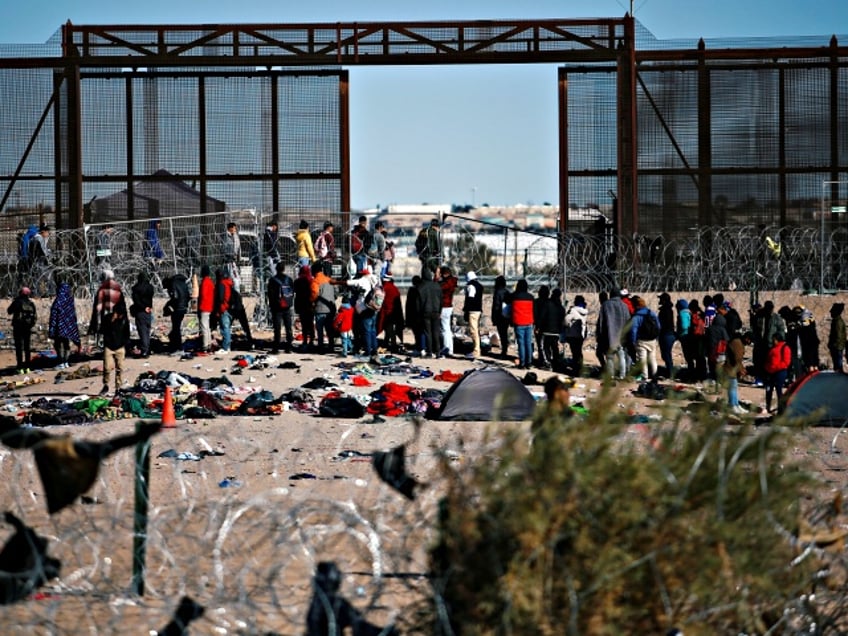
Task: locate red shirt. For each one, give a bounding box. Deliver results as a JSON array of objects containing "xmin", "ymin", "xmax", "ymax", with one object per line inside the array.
[{"xmin": 440, "ymin": 276, "xmax": 458, "ymax": 308}]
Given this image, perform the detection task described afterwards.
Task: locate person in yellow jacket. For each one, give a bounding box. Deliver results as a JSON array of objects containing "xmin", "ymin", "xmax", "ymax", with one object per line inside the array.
[{"xmin": 295, "ymin": 220, "xmax": 316, "ymax": 267}]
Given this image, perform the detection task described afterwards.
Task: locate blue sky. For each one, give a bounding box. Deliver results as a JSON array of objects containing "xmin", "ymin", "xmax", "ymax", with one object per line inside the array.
[{"xmin": 2, "ymin": 0, "xmax": 846, "ymax": 210}]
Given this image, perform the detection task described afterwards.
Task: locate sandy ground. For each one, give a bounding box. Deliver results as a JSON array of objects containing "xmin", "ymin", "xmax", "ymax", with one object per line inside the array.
[{"xmin": 0, "ymin": 289, "xmax": 845, "ymax": 634}]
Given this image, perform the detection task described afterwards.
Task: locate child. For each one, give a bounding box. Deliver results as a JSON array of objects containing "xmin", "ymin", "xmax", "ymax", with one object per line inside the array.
[
  {"xmin": 100, "ymin": 296, "xmax": 131, "ymax": 395},
  {"xmin": 7, "ymin": 287, "xmax": 37, "ymax": 374},
  {"xmin": 333, "ymin": 297, "xmax": 355, "ymax": 357}
]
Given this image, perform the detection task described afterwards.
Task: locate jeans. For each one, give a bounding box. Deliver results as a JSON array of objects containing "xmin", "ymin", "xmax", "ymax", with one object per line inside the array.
[
  {"xmin": 272, "ymin": 309, "xmax": 293, "ymax": 351},
  {"xmin": 659, "ymin": 331, "xmax": 676, "ymax": 377},
  {"xmin": 362, "ymin": 313, "xmax": 378, "ymax": 355},
  {"xmin": 605, "ymin": 345, "xmax": 629, "ymax": 379},
  {"xmin": 315, "ymin": 313, "xmax": 331, "ymax": 348},
  {"xmin": 515, "ymin": 324, "xmax": 534, "ymax": 367},
  {"xmin": 219, "ymin": 311, "xmax": 232, "ymax": 350},
  {"xmin": 765, "ymin": 369, "xmax": 788, "ymax": 413},
  {"xmin": 440, "ymin": 307, "xmax": 454, "ymax": 354},
  {"xmin": 341, "ymin": 332, "xmax": 353, "ymax": 356},
  {"xmin": 727, "ymin": 377, "xmax": 739, "ymax": 407},
  {"xmin": 830, "ymin": 345, "xmax": 844, "ymax": 372}
]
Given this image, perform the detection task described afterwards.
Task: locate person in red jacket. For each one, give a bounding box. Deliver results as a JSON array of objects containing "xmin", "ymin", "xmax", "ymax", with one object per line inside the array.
[
  {"xmin": 764, "ymin": 333, "xmax": 791, "ymax": 414},
  {"xmin": 436, "ymin": 265, "xmax": 458, "ymax": 357},
  {"xmin": 377, "ymin": 274, "xmax": 404, "ymax": 353},
  {"xmin": 511, "ymin": 279, "xmax": 535, "ymax": 369},
  {"xmin": 197, "ymin": 264, "xmax": 215, "ymax": 352},
  {"xmin": 333, "ymin": 298, "xmax": 355, "ymax": 357},
  {"xmin": 213, "ymin": 269, "xmax": 234, "ymax": 353}
]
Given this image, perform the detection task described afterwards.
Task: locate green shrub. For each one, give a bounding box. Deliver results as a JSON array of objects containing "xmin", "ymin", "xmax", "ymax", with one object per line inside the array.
[{"xmin": 428, "ymin": 389, "xmax": 820, "ymax": 634}]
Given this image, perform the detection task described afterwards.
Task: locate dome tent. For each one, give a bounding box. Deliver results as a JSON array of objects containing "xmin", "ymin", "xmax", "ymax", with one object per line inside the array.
[
  {"xmin": 431, "ymin": 366, "xmax": 536, "ymax": 421},
  {"xmin": 782, "ymin": 370, "xmax": 848, "ymax": 426}
]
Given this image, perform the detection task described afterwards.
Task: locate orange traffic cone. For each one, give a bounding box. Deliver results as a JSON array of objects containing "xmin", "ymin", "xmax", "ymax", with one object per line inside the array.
[{"xmin": 161, "ymin": 386, "xmax": 177, "ymax": 428}]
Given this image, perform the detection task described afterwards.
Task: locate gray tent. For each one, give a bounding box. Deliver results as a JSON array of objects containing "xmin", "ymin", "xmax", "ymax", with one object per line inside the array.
[
  {"xmin": 434, "ymin": 366, "xmax": 537, "ymax": 421},
  {"xmin": 90, "ymin": 169, "xmax": 226, "ymax": 222},
  {"xmin": 783, "ymin": 371, "xmax": 848, "ymax": 426}
]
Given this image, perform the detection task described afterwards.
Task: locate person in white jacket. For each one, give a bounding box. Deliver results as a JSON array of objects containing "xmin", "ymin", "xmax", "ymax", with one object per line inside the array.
[{"xmin": 563, "ymin": 295, "xmax": 589, "ymax": 375}]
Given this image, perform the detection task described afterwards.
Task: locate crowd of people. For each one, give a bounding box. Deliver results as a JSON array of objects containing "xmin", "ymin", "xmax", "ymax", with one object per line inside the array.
[{"xmin": 7, "ymin": 215, "xmax": 847, "ymax": 411}]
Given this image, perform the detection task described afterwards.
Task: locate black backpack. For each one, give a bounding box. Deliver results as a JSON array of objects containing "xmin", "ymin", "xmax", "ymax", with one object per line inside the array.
[
  {"xmin": 637, "ymin": 311, "xmax": 659, "ymax": 340},
  {"xmin": 17, "ymin": 298, "xmax": 36, "ymax": 329}
]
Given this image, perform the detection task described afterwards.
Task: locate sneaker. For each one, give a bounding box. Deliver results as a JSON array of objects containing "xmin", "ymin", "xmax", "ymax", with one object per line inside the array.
[
  {"xmin": 99, "ymin": 384, "xmax": 110, "ymax": 396},
  {"xmin": 732, "ymin": 405, "xmax": 747, "ymax": 415},
  {"xmin": 219, "ymin": 349, "xmax": 230, "ymax": 354}
]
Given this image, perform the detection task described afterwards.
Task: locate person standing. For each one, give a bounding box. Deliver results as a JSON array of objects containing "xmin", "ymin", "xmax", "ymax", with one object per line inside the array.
[
  {"xmin": 405, "ymin": 275, "xmax": 424, "ymax": 354},
  {"xmin": 197, "ymin": 264, "xmax": 215, "ymax": 352},
  {"xmin": 687, "ymin": 299, "xmax": 708, "ymax": 382},
  {"xmin": 424, "ymin": 219, "xmax": 442, "ymax": 274},
  {"xmin": 295, "ymin": 220, "xmax": 316, "ymax": 268},
  {"xmin": 88, "ymin": 269, "xmax": 123, "ymax": 346},
  {"xmin": 764, "ymin": 333, "xmax": 791, "ymax": 414},
  {"xmin": 143, "ymin": 219, "xmax": 165, "ymax": 262},
  {"xmin": 333, "ymin": 298, "xmax": 355, "ymax": 357},
  {"xmin": 378, "ymin": 273, "xmax": 404, "ymax": 353},
  {"xmin": 436, "ymin": 265, "xmax": 458, "ymax": 357},
  {"xmin": 100, "ymin": 295, "xmax": 130, "ymax": 396},
  {"xmin": 462, "ymin": 271, "xmax": 484, "ymax": 359},
  {"xmin": 597, "ymin": 289, "xmax": 631, "ymax": 380},
  {"xmin": 350, "ymin": 216, "xmax": 371, "ymax": 274},
  {"xmin": 293, "ymin": 264, "xmax": 316, "ymax": 352},
  {"xmin": 706, "ymin": 302, "xmax": 731, "ymax": 382},
  {"xmin": 629, "ymin": 296, "xmax": 659, "ymax": 381},
  {"xmin": 562, "ymin": 294, "xmax": 588, "ymax": 375},
  {"xmin": 491, "ymin": 276, "xmax": 511, "ymax": 359},
  {"xmin": 511, "ymin": 279, "xmax": 535, "ymax": 370},
  {"xmin": 49, "ymin": 278, "xmax": 80, "ymax": 369},
  {"xmin": 163, "ymin": 271, "xmax": 190, "ymax": 353},
  {"xmin": 312, "ymin": 261, "xmax": 337, "ymax": 352},
  {"xmin": 263, "ymin": 218, "xmax": 281, "ymax": 277},
  {"xmin": 213, "ymin": 269, "xmax": 234, "ymax": 353},
  {"xmin": 828, "ymin": 302, "xmax": 846, "ymax": 372},
  {"xmin": 417, "ymin": 268, "xmax": 443, "ymax": 357},
  {"xmin": 368, "ymin": 221, "xmax": 387, "ymax": 278},
  {"xmin": 723, "ymin": 330, "xmax": 750, "ymax": 415},
  {"xmin": 8, "ymin": 287, "xmax": 37, "ymax": 374},
  {"xmin": 222, "ymin": 222, "xmax": 242, "ymax": 292},
  {"xmin": 29, "ymin": 224, "xmax": 52, "ymax": 297},
  {"xmin": 675, "ymin": 299, "xmax": 695, "ymax": 378},
  {"xmin": 657, "ymin": 292, "xmax": 676, "ymax": 379},
  {"xmin": 314, "ymin": 221, "xmax": 336, "ymax": 265},
  {"xmin": 131, "ymin": 271, "xmax": 154, "ymax": 358},
  {"xmin": 267, "ymin": 261, "xmax": 294, "ymax": 353}
]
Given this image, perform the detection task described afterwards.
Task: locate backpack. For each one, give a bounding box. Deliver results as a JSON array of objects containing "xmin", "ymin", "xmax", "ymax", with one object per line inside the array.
[
  {"xmin": 18, "ymin": 299, "xmax": 36, "ymax": 329},
  {"xmin": 273, "ymin": 276, "xmax": 294, "ymax": 310},
  {"xmin": 637, "ymin": 311, "xmax": 659, "ymax": 340},
  {"xmin": 315, "ymin": 232, "xmax": 329, "ymax": 259},
  {"xmin": 351, "ymin": 227, "xmax": 371, "ymax": 255},
  {"xmin": 691, "ymin": 312, "xmax": 706, "ymax": 336},
  {"xmin": 414, "ymin": 228, "xmax": 429, "ymax": 256}
]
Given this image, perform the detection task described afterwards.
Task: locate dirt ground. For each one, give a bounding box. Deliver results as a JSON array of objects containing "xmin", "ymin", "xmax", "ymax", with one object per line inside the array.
[{"xmin": 0, "ymin": 289, "xmax": 846, "ymax": 634}]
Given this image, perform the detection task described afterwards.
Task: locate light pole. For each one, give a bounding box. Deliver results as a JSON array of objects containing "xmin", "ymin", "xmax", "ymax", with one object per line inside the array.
[{"xmin": 471, "ymin": 186, "xmax": 477, "ymax": 208}]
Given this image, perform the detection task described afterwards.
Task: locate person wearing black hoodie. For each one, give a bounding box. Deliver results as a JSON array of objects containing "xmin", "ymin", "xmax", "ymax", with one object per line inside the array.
[
  {"xmin": 100, "ymin": 296, "xmax": 130, "ymax": 395},
  {"xmin": 131, "ymin": 271, "xmax": 154, "ymax": 357},
  {"xmin": 417, "ymin": 268, "xmax": 443, "ymax": 357}
]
